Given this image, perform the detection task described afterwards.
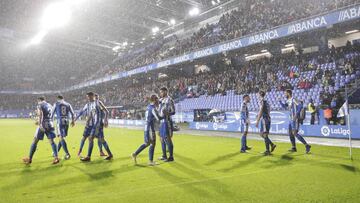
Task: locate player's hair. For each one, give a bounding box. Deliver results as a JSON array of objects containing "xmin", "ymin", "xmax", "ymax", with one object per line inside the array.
[
  {"xmin": 243, "ymin": 94, "xmax": 249, "ymax": 99},
  {"xmin": 160, "ymin": 87, "xmax": 168, "ymax": 92},
  {"xmin": 57, "ymin": 95, "xmax": 64, "ymax": 100},
  {"xmin": 37, "ymin": 96, "xmax": 45, "ymax": 101},
  {"xmin": 150, "ymin": 94, "xmax": 158, "ymax": 102},
  {"xmin": 86, "ymin": 92, "xmax": 95, "ymax": 96},
  {"xmin": 258, "ymin": 91, "xmax": 266, "ymax": 98},
  {"xmin": 285, "ymin": 89, "xmax": 293, "ymax": 96}
]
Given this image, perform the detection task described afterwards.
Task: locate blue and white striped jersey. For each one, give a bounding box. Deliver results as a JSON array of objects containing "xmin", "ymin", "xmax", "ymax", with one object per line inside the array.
[
  {"xmin": 159, "ymin": 96, "xmax": 175, "ymax": 123},
  {"xmin": 240, "ymin": 101, "xmax": 249, "ymax": 121},
  {"xmin": 280, "ymin": 98, "xmax": 302, "ymax": 121}
]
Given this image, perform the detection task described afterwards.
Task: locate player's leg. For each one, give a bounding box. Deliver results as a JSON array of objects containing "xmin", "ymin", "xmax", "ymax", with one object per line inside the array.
[
  {"xmin": 59, "ymin": 136, "xmax": 70, "ymax": 159},
  {"xmin": 293, "ymin": 121, "xmax": 311, "ymax": 153},
  {"xmin": 262, "ymin": 133, "xmax": 271, "ymax": 155},
  {"xmin": 80, "ymin": 135, "xmax": 94, "ymax": 162},
  {"xmin": 164, "ymin": 122, "xmax": 174, "ymax": 162},
  {"xmin": 260, "ymin": 119, "xmax": 274, "ymax": 155},
  {"xmin": 23, "ymin": 130, "xmax": 41, "ymax": 164},
  {"xmin": 56, "ymin": 123, "xmax": 62, "ymax": 152},
  {"xmin": 98, "ymin": 139, "xmax": 106, "ymax": 156},
  {"xmin": 78, "ymin": 136, "xmax": 86, "ymax": 156},
  {"xmin": 265, "ymin": 120, "xmax": 276, "ymax": 152},
  {"xmin": 240, "ymin": 120, "xmax": 246, "ymax": 152},
  {"xmin": 46, "ymin": 129, "xmax": 60, "ymax": 164},
  {"xmin": 241, "ymin": 121, "xmax": 251, "ymax": 152},
  {"xmin": 49, "ymin": 137, "xmax": 60, "ymax": 164},
  {"xmin": 57, "ymin": 138, "xmax": 62, "ymax": 152},
  {"xmin": 158, "ymin": 123, "xmax": 167, "ymax": 160},
  {"xmin": 59, "ymin": 125, "xmax": 70, "ymax": 159},
  {"xmin": 164, "ymin": 136, "xmax": 174, "ymax": 162},
  {"xmin": 100, "ymin": 135, "xmax": 113, "ymax": 160},
  {"xmin": 78, "ymin": 126, "xmax": 90, "ymax": 156},
  {"xmin": 98, "ymin": 124, "xmax": 106, "ymax": 156},
  {"xmin": 148, "ymin": 131, "xmax": 157, "ymax": 166},
  {"xmin": 132, "ymin": 131, "xmax": 150, "ymax": 164},
  {"xmin": 288, "ymin": 122, "xmax": 297, "ymax": 152}
]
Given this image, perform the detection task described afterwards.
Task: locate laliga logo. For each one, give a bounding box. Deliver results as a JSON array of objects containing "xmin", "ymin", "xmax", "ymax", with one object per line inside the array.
[
  {"xmin": 321, "ymin": 126, "xmax": 330, "ymax": 137},
  {"xmin": 196, "ymin": 122, "xmax": 200, "ymax": 130},
  {"xmin": 213, "ymin": 123, "xmax": 218, "ymax": 130},
  {"xmin": 213, "ymin": 123, "xmax": 228, "ymax": 130}
]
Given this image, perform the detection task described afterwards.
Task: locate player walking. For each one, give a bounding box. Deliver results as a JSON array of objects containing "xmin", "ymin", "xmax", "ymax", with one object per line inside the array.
[
  {"xmin": 23, "ymin": 96, "xmax": 60, "ymax": 165},
  {"xmin": 158, "ymin": 87, "xmax": 175, "ymax": 162},
  {"xmin": 279, "ymin": 89, "xmax": 311, "ymax": 153},
  {"xmin": 51, "ymin": 95, "xmax": 75, "ymax": 160},
  {"xmin": 240, "ymin": 94, "xmax": 252, "ymax": 153},
  {"xmin": 255, "ymin": 91, "xmax": 276, "ymax": 155},
  {"xmin": 132, "ymin": 95, "xmax": 162, "ymax": 166},
  {"xmin": 74, "ymin": 92, "xmax": 113, "ymax": 162}
]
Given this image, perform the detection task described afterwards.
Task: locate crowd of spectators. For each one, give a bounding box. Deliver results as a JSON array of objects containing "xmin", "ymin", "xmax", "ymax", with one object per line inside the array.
[
  {"xmin": 0, "ymin": 43, "xmax": 359, "ymax": 123},
  {"xmin": 67, "ymin": 42, "xmax": 359, "ymax": 110},
  {"xmin": 84, "ymin": 0, "xmax": 359, "ymax": 82}
]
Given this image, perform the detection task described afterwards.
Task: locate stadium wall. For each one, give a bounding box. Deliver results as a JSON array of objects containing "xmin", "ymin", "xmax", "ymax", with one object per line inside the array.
[{"xmin": 105, "ymin": 110, "xmax": 360, "ymax": 139}]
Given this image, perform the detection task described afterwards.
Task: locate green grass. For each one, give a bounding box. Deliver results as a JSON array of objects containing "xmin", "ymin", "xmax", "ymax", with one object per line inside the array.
[{"xmin": 1, "ymin": 119, "xmax": 360, "ymax": 203}]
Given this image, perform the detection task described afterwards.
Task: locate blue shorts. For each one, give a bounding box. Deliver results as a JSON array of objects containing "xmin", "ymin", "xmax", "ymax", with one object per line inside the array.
[
  {"xmin": 260, "ymin": 118, "xmax": 271, "ymax": 134},
  {"xmin": 56, "ymin": 123, "xmax": 69, "ymax": 137},
  {"xmin": 34, "ymin": 127, "xmax": 56, "ymax": 140},
  {"xmin": 289, "ymin": 120, "xmax": 299, "ymax": 132},
  {"xmin": 240, "ymin": 119, "xmax": 249, "ymax": 133},
  {"xmin": 83, "ymin": 125, "xmax": 104, "ymax": 138},
  {"xmin": 159, "ymin": 121, "xmax": 172, "ymax": 138},
  {"xmin": 144, "ymin": 130, "xmax": 156, "ymax": 144}
]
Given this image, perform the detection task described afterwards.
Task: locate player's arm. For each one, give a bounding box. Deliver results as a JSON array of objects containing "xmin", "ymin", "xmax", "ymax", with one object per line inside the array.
[
  {"xmin": 98, "ymin": 100, "xmax": 109, "ymax": 114},
  {"xmin": 293, "ymin": 99, "xmax": 300, "ymax": 119},
  {"xmin": 50, "ymin": 103, "xmax": 56, "ymax": 121},
  {"xmin": 255, "ymin": 102, "xmax": 264, "ymax": 128},
  {"xmin": 168, "ymin": 99, "xmax": 176, "ymax": 116},
  {"xmin": 69, "ymin": 104, "xmax": 76, "ymax": 126},
  {"xmin": 38, "ymin": 106, "xmax": 44, "ymax": 130},
  {"xmin": 151, "ymin": 108, "xmax": 163, "ymax": 121},
  {"xmin": 75, "ymin": 104, "xmax": 87, "ymax": 122},
  {"xmin": 98, "ymin": 100, "xmax": 109, "ymax": 127}
]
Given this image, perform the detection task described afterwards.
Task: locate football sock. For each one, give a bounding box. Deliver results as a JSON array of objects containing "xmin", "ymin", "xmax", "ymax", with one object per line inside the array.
[
  {"xmin": 149, "ymin": 144, "xmax": 155, "ymax": 161},
  {"xmin": 296, "ymin": 134, "xmax": 308, "ymax": 145},
  {"xmin": 51, "ymin": 142, "xmax": 58, "ymax": 158},
  {"xmin": 57, "ymin": 142, "xmax": 62, "ymax": 152},
  {"xmin": 135, "ymin": 144, "xmax": 147, "ymax": 156},
  {"xmin": 102, "ymin": 141, "xmax": 112, "ymax": 156},
  {"xmin": 61, "ymin": 139, "xmax": 69, "ymax": 155},
  {"xmin": 87, "ymin": 140, "xmax": 94, "ymax": 158},
  {"xmin": 29, "ymin": 143, "xmax": 37, "ymax": 159},
  {"xmin": 98, "ymin": 139, "xmax": 103, "ymax": 152}
]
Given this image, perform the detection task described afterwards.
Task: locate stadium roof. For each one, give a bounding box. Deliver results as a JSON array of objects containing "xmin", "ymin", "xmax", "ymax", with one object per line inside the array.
[{"xmin": 0, "ymin": 0, "xmax": 227, "ymax": 52}]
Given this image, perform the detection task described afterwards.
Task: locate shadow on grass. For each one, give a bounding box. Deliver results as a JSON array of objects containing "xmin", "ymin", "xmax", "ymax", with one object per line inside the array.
[
  {"xmin": 204, "ymin": 152, "xmax": 240, "ymax": 166},
  {"xmin": 175, "ymin": 154, "xmax": 205, "ymax": 168},
  {"xmin": 168, "ymin": 160, "xmax": 234, "ymax": 196},
  {"xmin": 152, "ymin": 166, "xmax": 212, "ymax": 198},
  {"xmin": 219, "ymin": 154, "xmax": 264, "ymax": 172},
  {"xmin": 339, "ymin": 163, "xmax": 358, "ymax": 172}
]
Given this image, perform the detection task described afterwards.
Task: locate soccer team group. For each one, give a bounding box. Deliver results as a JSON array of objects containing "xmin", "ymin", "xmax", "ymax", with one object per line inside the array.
[{"xmin": 22, "ymin": 87, "xmax": 311, "ymax": 166}]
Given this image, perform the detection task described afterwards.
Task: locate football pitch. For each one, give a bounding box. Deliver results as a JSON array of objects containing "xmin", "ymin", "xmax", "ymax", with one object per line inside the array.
[{"xmin": 1, "ymin": 119, "xmax": 360, "ymax": 203}]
